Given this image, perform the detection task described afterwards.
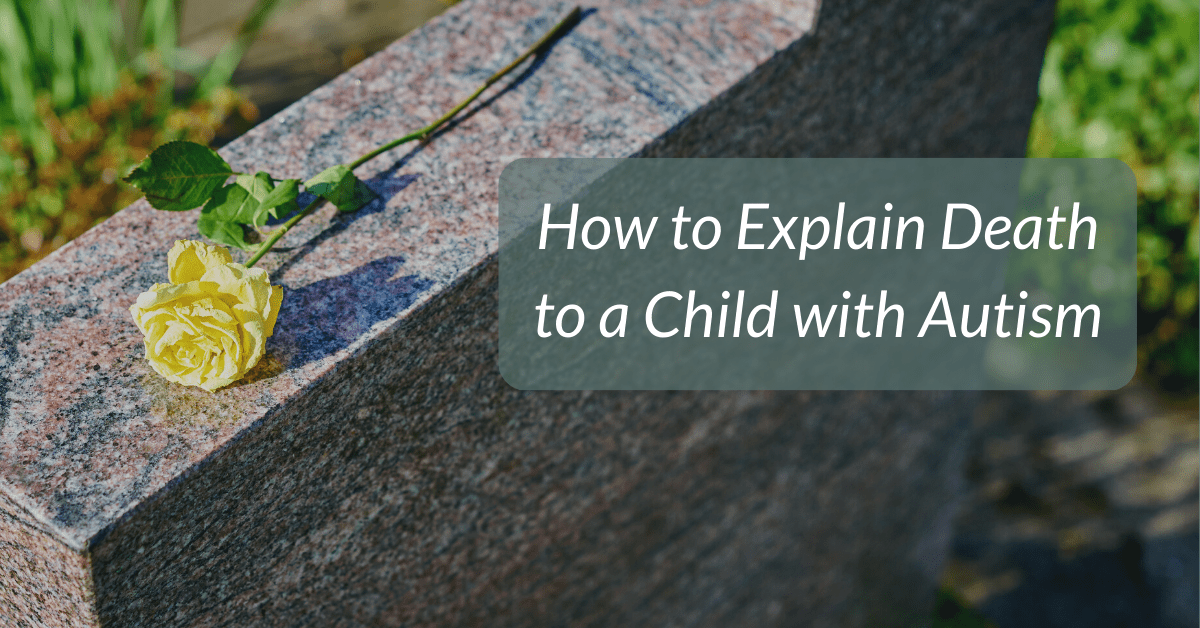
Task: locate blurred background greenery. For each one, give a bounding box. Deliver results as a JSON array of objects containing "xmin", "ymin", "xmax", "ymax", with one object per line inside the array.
[
  {"xmin": 0, "ymin": 0, "xmax": 270, "ymax": 279},
  {"xmin": 0, "ymin": 0, "xmax": 270, "ymax": 280},
  {"xmin": 0, "ymin": 0, "xmax": 1195, "ymax": 394},
  {"xmin": 1027, "ymin": 0, "xmax": 1198, "ymax": 391},
  {"xmin": 0, "ymin": 0, "xmax": 452, "ymax": 281}
]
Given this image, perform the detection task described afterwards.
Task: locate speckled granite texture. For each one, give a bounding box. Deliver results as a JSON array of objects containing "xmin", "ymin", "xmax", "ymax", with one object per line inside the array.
[{"xmin": 0, "ymin": 0, "xmax": 1052, "ymax": 625}]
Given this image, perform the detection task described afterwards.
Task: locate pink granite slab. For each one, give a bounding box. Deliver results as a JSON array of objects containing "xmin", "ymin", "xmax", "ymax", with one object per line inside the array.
[{"xmin": 0, "ymin": 0, "xmax": 816, "ymax": 553}]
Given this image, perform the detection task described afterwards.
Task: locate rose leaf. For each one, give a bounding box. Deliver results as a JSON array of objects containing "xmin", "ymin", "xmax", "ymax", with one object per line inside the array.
[
  {"xmin": 304, "ymin": 165, "xmax": 377, "ymax": 213},
  {"xmin": 123, "ymin": 141, "xmax": 235, "ymax": 211},
  {"xmin": 197, "ymin": 183, "xmax": 257, "ymax": 249},
  {"xmin": 236, "ymin": 172, "xmax": 300, "ymax": 225}
]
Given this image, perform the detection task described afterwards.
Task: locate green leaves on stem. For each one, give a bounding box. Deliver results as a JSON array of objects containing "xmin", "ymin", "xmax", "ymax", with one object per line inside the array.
[
  {"xmin": 123, "ymin": 6, "xmax": 581, "ymax": 265},
  {"xmin": 124, "ymin": 140, "xmax": 375, "ymax": 251},
  {"xmin": 198, "ymin": 173, "xmax": 301, "ymax": 249}
]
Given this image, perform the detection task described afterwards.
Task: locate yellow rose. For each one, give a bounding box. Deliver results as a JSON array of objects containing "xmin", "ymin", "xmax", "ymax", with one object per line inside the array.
[{"xmin": 130, "ymin": 240, "xmax": 283, "ymax": 391}]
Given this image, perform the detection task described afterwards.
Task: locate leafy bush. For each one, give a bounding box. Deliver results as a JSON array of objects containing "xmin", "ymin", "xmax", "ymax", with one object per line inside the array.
[{"xmin": 1028, "ymin": 0, "xmax": 1199, "ymax": 390}]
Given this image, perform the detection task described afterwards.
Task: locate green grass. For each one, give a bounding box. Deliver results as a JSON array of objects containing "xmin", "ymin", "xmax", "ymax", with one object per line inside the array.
[
  {"xmin": 0, "ymin": 0, "xmax": 278, "ymax": 280},
  {"xmin": 0, "ymin": 0, "xmax": 176, "ymax": 139}
]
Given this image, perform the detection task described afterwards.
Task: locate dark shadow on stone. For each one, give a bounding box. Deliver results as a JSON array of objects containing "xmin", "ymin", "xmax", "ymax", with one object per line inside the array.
[
  {"xmin": 271, "ymin": 256, "xmax": 434, "ymax": 369},
  {"xmin": 268, "ymin": 170, "xmax": 420, "ymax": 272}
]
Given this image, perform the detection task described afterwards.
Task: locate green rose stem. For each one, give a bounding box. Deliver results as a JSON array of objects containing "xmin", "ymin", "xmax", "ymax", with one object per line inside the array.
[{"xmin": 244, "ymin": 6, "xmax": 582, "ymax": 268}]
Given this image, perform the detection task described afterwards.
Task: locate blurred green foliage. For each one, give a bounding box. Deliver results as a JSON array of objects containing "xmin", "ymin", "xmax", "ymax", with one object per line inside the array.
[
  {"xmin": 0, "ymin": 0, "xmax": 269, "ymax": 280},
  {"xmin": 0, "ymin": 0, "xmax": 182, "ymax": 154},
  {"xmin": 1028, "ymin": 0, "xmax": 1199, "ymax": 390}
]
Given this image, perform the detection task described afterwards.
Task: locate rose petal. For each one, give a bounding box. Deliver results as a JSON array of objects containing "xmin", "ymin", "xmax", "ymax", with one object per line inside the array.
[{"xmin": 168, "ymin": 240, "xmax": 234, "ymax": 285}]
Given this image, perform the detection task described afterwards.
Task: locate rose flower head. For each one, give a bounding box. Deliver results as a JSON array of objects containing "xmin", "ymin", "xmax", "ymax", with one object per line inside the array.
[{"xmin": 130, "ymin": 240, "xmax": 283, "ymax": 391}]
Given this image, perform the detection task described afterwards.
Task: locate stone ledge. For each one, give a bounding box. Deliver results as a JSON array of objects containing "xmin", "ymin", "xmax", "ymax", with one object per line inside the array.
[
  {"xmin": 0, "ymin": 0, "xmax": 814, "ymax": 554},
  {"xmin": 0, "ymin": 0, "xmax": 1052, "ymax": 625}
]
